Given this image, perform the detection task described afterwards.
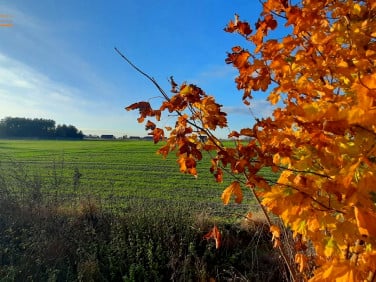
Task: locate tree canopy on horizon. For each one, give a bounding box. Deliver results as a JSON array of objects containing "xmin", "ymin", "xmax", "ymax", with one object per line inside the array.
[{"xmin": 0, "ymin": 117, "xmax": 84, "ymax": 139}]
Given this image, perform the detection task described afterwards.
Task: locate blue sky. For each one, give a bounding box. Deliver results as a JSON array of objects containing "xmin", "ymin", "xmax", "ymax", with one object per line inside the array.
[{"xmin": 0, "ymin": 1, "xmax": 274, "ymax": 138}]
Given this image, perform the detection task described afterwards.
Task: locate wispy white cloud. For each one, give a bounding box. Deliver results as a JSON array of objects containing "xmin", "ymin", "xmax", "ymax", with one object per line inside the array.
[
  {"xmin": 0, "ymin": 52, "xmax": 87, "ymax": 118},
  {"xmin": 223, "ymin": 99, "xmax": 276, "ymax": 119},
  {"xmin": 0, "ymin": 3, "xmax": 116, "ymax": 98},
  {"xmin": 198, "ymin": 64, "xmax": 236, "ymax": 79}
]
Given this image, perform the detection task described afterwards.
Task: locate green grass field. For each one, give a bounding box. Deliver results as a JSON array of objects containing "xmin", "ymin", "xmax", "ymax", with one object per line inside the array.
[
  {"xmin": 0, "ymin": 139, "xmax": 277, "ymax": 216},
  {"xmin": 0, "ymin": 139, "xmax": 288, "ymax": 281}
]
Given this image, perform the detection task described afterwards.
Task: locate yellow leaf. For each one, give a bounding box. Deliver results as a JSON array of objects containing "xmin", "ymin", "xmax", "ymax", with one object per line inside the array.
[
  {"xmin": 293, "ymin": 220, "xmax": 307, "ymax": 236},
  {"xmin": 353, "ymin": 3, "xmax": 362, "ymax": 16},
  {"xmin": 323, "ymin": 265, "xmax": 355, "ymax": 281},
  {"xmin": 302, "ymin": 102, "xmax": 323, "ymax": 122},
  {"xmin": 221, "ymin": 181, "xmax": 243, "ymax": 205},
  {"xmin": 324, "ymin": 237, "xmax": 339, "ymax": 258},
  {"xmin": 180, "ymin": 84, "xmax": 192, "ymax": 96},
  {"xmin": 267, "ymin": 91, "xmax": 280, "ymax": 104},
  {"xmin": 340, "ymin": 75, "xmax": 351, "ymax": 85},
  {"xmin": 335, "ymin": 269, "xmax": 356, "ymax": 282},
  {"xmin": 337, "ymin": 60, "xmax": 348, "ymax": 68}
]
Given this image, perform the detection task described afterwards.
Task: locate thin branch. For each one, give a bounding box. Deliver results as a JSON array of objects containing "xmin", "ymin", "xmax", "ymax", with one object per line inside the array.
[
  {"xmin": 114, "ymin": 47, "xmax": 170, "ymax": 101},
  {"xmin": 278, "ymin": 165, "xmax": 333, "ymax": 180},
  {"xmin": 266, "ymin": 179, "xmax": 344, "ymax": 214},
  {"xmin": 246, "ymin": 181, "xmax": 298, "ymax": 281},
  {"xmin": 115, "ymin": 47, "xmax": 226, "ymax": 152},
  {"xmin": 247, "ymin": 158, "xmax": 333, "ymax": 179}
]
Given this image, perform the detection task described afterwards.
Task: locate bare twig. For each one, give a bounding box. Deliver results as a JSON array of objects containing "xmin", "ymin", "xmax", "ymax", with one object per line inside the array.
[{"xmin": 114, "ymin": 47, "xmax": 171, "ymax": 101}]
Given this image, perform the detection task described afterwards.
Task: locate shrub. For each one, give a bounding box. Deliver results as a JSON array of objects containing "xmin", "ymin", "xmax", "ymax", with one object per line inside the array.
[{"xmin": 0, "ymin": 193, "xmax": 287, "ymax": 281}]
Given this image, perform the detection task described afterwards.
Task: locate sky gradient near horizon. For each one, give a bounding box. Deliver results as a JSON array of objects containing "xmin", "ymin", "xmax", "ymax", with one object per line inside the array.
[{"xmin": 0, "ymin": 1, "xmax": 275, "ymax": 138}]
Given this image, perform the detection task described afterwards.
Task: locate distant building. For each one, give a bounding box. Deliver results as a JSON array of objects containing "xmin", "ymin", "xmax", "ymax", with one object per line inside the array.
[
  {"xmin": 84, "ymin": 134, "xmax": 100, "ymax": 139},
  {"xmin": 101, "ymin": 134, "xmax": 115, "ymax": 139},
  {"xmin": 129, "ymin": 136, "xmax": 141, "ymax": 140},
  {"xmin": 142, "ymin": 136, "xmax": 153, "ymax": 141}
]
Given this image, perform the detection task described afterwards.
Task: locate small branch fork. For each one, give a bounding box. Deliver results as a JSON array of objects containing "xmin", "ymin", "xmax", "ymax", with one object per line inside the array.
[{"xmin": 115, "ymin": 47, "xmax": 224, "ymax": 149}]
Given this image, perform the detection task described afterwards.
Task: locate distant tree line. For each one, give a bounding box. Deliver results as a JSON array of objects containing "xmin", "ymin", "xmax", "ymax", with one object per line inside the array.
[{"xmin": 0, "ymin": 117, "xmax": 84, "ymax": 139}]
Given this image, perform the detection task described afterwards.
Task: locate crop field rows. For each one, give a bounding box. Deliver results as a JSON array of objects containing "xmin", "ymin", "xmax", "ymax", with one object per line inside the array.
[{"xmin": 0, "ymin": 140, "xmax": 277, "ymax": 217}]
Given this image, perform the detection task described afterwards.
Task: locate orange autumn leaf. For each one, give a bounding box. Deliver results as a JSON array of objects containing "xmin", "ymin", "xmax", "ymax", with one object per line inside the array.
[
  {"xmin": 221, "ymin": 181, "xmax": 243, "ymax": 205},
  {"xmin": 224, "ymin": 14, "xmax": 252, "ymax": 37},
  {"xmin": 203, "ymin": 225, "xmax": 221, "ymax": 249},
  {"xmin": 270, "ymin": 225, "xmax": 281, "ymax": 239},
  {"xmin": 295, "ymin": 253, "xmax": 307, "ymax": 273},
  {"xmin": 270, "ymin": 225, "xmax": 282, "ymax": 248},
  {"xmin": 311, "ymin": 262, "xmax": 359, "ymax": 282},
  {"xmin": 354, "ymin": 206, "xmax": 376, "ymax": 238},
  {"xmin": 177, "ymin": 156, "xmax": 197, "ymax": 176},
  {"xmin": 225, "ymin": 50, "xmax": 250, "ymax": 69},
  {"xmin": 125, "ymin": 101, "xmax": 161, "ymax": 122}
]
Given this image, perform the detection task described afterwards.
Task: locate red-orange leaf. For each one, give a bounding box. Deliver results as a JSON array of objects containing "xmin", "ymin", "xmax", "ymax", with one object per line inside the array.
[
  {"xmin": 224, "ymin": 14, "xmax": 252, "ymax": 36},
  {"xmin": 145, "ymin": 120, "xmax": 156, "ymax": 131},
  {"xmin": 152, "ymin": 128, "xmax": 164, "ymax": 144},
  {"xmin": 203, "ymin": 225, "xmax": 221, "ymax": 249},
  {"xmin": 214, "ymin": 167, "xmax": 223, "ymax": 183}
]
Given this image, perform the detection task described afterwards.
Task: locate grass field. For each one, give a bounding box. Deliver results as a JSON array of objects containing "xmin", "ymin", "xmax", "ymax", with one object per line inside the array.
[
  {"xmin": 0, "ymin": 139, "xmax": 279, "ymax": 217},
  {"xmin": 0, "ymin": 139, "xmax": 289, "ymax": 281}
]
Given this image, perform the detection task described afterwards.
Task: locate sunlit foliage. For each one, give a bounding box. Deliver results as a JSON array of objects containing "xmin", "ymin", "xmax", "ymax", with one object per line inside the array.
[{"xmin": 125, "ymin": 0, "xmax": 376, "ymax": 280}]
